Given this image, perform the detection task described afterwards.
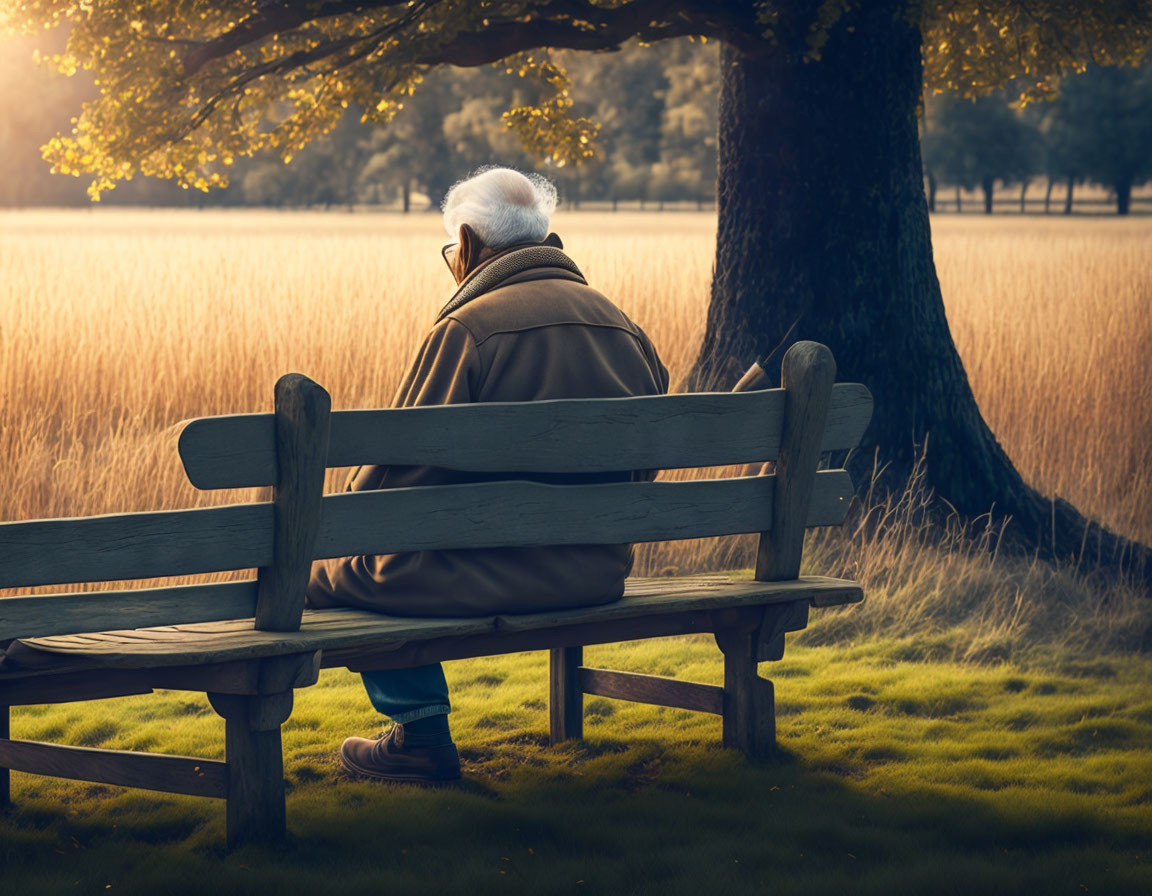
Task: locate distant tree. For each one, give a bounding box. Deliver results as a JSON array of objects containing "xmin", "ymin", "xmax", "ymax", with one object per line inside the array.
[
  {"xmin": 1045, "ymin": 62, "xmax": 1152, "ymax": 214},
  {"xmin": 239, "ymin": 109, "xmax": 369, "ymax": 207},
  {"xmin": 1020, "ymin": 100, "xmax": 1079, "ymax": 214},
  {"xmin": 651, "ymin": 41, "xmax": 719, "ymax": 207},
  {"xmin": 359, "ymin": 70, "xmax": 462, "ymax": 210},
  {"xmin": 562, "ymin": 42, "xmax": 669, "ymax": 207},
  {"xmin": 922, "ymin": 92, "xmax": 1041, "ymax": 213}
]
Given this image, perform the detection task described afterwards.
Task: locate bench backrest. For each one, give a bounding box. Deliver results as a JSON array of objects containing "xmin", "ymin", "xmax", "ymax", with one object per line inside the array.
[{"xmin": 0, "ymin": 342, "xmax": 871, "ymax": 641}]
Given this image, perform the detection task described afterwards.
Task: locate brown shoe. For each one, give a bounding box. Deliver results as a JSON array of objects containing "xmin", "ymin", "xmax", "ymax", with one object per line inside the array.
[{"xmin": 340, "ymin": 724, "xmax": 461, "ymax": 783}]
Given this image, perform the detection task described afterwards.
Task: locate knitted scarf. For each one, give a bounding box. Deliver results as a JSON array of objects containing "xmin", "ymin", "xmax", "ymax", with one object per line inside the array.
[{"xmin": 436, "ymin": 245, "xmax": 585, "ymax": 322}]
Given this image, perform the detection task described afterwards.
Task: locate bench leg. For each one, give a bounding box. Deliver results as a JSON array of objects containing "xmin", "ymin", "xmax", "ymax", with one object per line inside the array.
[
  {"xmin": 208, "ymin": 691, "xmax": 293, "ymax": 849},
  {"xmin": 549, "ymin": 646, "xmax": 583, "ymax": 744},
  {"xmin": 716, "ymin": 629, "xmax": 776, "ymax": 761},
  {"xmin": 1, "ymin": 703, "xmax": 9, "ymax": 810}
]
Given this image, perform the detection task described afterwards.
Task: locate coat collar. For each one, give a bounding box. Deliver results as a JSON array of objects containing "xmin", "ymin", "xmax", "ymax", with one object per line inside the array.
[{"xmin": 436, "ymin": 233, "xmax": 584, "ymax": 322}]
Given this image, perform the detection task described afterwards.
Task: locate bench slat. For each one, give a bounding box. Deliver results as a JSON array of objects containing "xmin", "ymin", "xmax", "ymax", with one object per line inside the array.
[
  {"xmin": 0, "ymin": 739, "xmax": 227, "ymax": 799},
  {"xmin": 0, "ymin": 504, "xmax": 272, "ymax": 589},
  {"xmin": 579, "ymin": 667, "xmax": 725, "ymax": 715},
  {"xmin": 313, "ymin": 469, "xmax": 851, "ymax": 558},
  {"xmin": 0, "ymin": 580, "xmax": 259, "ymax": 642},
  {"xmin": 17, "ymin": 575, "xmax": 862, "ymax": 667},
  {"xmin": 179, "ymin": 384, "xmax": 873, "ymax": 489}
]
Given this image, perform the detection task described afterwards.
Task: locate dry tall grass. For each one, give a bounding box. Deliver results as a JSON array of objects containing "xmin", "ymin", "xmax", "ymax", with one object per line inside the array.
[{"xmin": 2, "ymin": 209, "xmax": 1149, "ymax": 656}]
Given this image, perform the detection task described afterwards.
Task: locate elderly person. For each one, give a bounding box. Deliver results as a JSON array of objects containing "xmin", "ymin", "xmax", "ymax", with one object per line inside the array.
[{"xmin": 307, "ymin": 167, "xmax": 668, "ymax": 783}]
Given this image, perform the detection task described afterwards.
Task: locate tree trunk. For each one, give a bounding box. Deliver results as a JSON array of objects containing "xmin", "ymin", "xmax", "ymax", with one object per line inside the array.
[
  {"xmin": 982, "ymin": 176, "xmax": 995, "ymax": 214},
  {"xmin": 1064, "ymin": 176, "xmax": 1074, "ymax": 214},
  {"xmin": 1116, "ymin": 180, "xmax": 1132, "ymax": 215},
  {"xmin": 1019, "ymin": 180, "xmax": 1028, "ymax": 214},
  {"xmin": 686, "ymin": 4, "xmax": 1148, "ymax": 583},
  {"xmin": 926, "ymin": 170, "xmax": 937, "ymax": 212},
  {"xmin": 1044, "ymin": 177, "xmax": 1054, "ymax": 214},
  {"xmin": 955, "ymin": 185, "xmax": 962, "ymax": 213},
  {"xmin": 402, "ymin": 179, "xmax": 411, "ymax": 214}
]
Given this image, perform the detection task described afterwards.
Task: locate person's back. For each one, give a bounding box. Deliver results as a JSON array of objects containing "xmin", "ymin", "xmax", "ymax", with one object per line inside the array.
[
  {"xmin": 307, "ymin": 237, "xmax": 668, "ymax": 617},
  {"xmin": 308, "ymin": 167, "xmax": 668, "ymax": 784}
]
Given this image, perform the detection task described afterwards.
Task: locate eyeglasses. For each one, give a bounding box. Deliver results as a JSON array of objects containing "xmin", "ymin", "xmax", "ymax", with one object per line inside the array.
[{"xmin": 441, "ymin": 242, "xmax": 459, "ymax": 273}]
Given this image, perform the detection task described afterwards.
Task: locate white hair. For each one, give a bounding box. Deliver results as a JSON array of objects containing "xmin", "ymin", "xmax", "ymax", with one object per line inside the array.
[{"xmin": 441, "ymin": 167, "xmax": 558, "ymax": 250}]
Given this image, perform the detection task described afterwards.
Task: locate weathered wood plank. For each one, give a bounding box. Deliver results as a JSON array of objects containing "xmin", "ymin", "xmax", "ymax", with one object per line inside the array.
[
  {"xmin": 487, "ymin": 577, "xmax": 859, "ymax": 633},
  {"xmin": 0, "ymin": 738, "xmax": 227, "ymax": 798},
  {"xmin": 0, "ymin": 580, "xmax": 258, "ymax": 642},
  {"xmin": 344, "ymin": 610, "xmax": 723, "ymax": 671},
  {"xmin": 178, "ymin": 384, "xmax": 873, "ymax": 489},
  {"xmin": 579, "ymin": 667, "xmax": 725, "ymax": 715},
  {"xmin": 0, "ymin": 669, "xmax": 153, "ymax": 706},
  {"xmin": 549, "ymin": 647, "xmax": 583, "ymax": 744},
  {"xmin": 0, "ymin": 505, "xmax": 272, "ymax": 589},
  {"xmin": 314, "ymin": 470, "xmax": 852, "ymax": 559},
  {"xmin": 0, "ymin": 655, "xmax": 320, "ymax": 703},
  {"xmin": 18, "ymin": 576, "xmax": 862, "ymax": 667},
  {"xmin": 757, "ymin": 342, "xmax": 837, "ymax": 582},
  {"xmin": 255, "ymin": 374, "xmax": 331, "ymax": 632}
]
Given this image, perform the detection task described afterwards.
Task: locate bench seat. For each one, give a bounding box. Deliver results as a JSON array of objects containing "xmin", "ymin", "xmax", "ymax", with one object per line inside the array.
[{"xmin": 11, "ymin": 575, "xmax": 860, "ymax": 670}]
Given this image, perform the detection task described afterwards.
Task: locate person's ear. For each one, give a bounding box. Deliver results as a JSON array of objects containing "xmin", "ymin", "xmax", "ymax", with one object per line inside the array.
[{"xmin": 454, "ymin": 223, "xmax": 482, "ymax": 282}]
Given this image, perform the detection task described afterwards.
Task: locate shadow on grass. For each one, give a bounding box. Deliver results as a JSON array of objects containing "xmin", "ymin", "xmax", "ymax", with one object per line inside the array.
[
  {"xmin": 3, "ymin": 642, "xmax": 1151, "ymax": 895},
  {"xmin": 1, "ymin": 733, "xmax": 1149, "ymax": 896}
]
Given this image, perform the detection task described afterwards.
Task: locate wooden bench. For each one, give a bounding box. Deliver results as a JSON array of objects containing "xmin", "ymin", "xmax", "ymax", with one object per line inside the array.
[{"xmin": 0, "ymin": 341, "xmax": 872, "ymax": 848}]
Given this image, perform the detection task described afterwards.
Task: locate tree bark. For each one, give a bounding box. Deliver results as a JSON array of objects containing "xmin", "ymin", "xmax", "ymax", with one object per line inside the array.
[
  {"xmin": 1044, "ymin": 177, "xmax": 1054, "ymax": 214},
  {"xmin": 1019, "ymin": 180, "xmax": 1028, "ymax": 214},
  {"xmin": 1064, "ymin": 176, "xmax": 1074, "ymax": 214},
  {"xmin": 955, "ymin": 185, "xmax": 962, "ymax": 213},
  {"xmin": 982, "ymin": 176, "xmax": 995, "ymax": 214},
  {"xmin": 402, "ymin": 179, "xmax": 411, "ymax": 213},
  {"xmin": 686, "ymin": 3, "xmax": 1148, "ymax": 584}
]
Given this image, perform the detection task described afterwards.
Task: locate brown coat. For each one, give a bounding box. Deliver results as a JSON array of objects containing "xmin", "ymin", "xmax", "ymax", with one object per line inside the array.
[{"xmin": 306, "ymin": 239, "xmax": 669, "ymax": 617}]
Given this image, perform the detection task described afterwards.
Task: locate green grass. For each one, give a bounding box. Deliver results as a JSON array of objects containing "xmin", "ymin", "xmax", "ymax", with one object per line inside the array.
[{"xmin": 2, "ymin": 635, "xmax": 1150, "ymax": 895}]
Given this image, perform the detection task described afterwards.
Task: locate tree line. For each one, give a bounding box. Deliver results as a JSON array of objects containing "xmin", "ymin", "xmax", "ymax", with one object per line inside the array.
[
  {"xmin": 1, "ymin": 35, "xmax": 1149, "ymax": 213},
  {"xmin": 0, "ymin": 36, "xmax": 717, "ymax": 209},
  {"xmin": 923, "ymin": 61, "xmax": 1152, "ymax": 215}
]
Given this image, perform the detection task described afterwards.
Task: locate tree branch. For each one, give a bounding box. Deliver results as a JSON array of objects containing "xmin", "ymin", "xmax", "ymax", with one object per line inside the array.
[
  {"xmin": 171, "ymin": 0, "xmax": 752, "ymax": 149},
  {"xmin": 416, "ymin": 14, "xmax": 709, "ymax": 67},
  {"xmin": 182, "ymin": 0, "xmax": 739, "ymax": 79},
  {"xmin": 180, "ymin": 0, "xmax": 436, "ymax": 140},
  {"xmin": 182, "ymin": 0, "xmax": 415, "ymax": 76}
]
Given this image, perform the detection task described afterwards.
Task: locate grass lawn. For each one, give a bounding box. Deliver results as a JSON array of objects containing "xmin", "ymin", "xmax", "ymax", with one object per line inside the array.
[{"xmin": 1, "ymin": 636, "xmax": 1149, "ymax": 895}]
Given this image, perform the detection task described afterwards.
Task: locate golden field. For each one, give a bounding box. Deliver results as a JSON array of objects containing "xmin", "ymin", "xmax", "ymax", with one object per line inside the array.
[
  {"xmin": 1, "ymin": 210, "xmax": 1150, "ymax": 653},
  {"xmin": 2, "ymin": 210, "xmax": 1149, "ymax": 535}
]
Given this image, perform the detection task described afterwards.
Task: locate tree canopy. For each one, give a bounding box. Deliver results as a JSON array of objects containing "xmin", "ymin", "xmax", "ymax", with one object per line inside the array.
[{"xmin": 2, "ymin": 1, "xmax": 1150, "ymax": 199}]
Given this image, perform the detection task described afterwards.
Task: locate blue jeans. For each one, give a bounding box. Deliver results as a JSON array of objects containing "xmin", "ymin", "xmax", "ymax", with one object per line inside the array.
[{"xmin": 361, "ymin": 664, "xmax": 451, "ymax": 724}]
